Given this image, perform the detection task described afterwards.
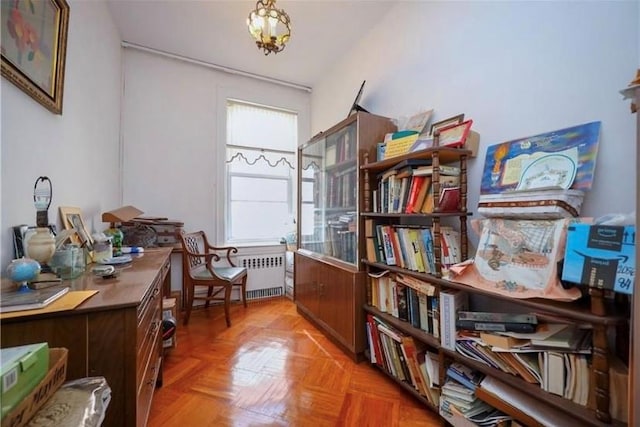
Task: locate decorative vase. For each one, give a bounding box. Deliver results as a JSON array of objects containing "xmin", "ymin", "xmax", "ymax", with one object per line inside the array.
[
  {"xmin": 25, "ymin": 227, "xmax": 56, "ymax": 266},
  {"xmin": 7, "ymin": 257, "xmax": 41, "ymax": 291}
]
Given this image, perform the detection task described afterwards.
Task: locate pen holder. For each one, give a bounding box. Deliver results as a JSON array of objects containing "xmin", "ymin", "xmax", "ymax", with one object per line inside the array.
[{"xmin": 50, "ymin": 244, "xmax": 85, "ymax": 279}]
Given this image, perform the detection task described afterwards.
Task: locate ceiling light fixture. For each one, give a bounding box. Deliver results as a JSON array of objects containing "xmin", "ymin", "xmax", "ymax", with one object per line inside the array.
[{"xmin": 247, "ymin": 0, "xmax": 291, "ymax": 55}]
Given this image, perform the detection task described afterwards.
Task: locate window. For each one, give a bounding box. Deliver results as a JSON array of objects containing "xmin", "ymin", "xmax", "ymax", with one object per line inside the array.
[{"xmin": 226, "ymin": 100, "xmax": 297, "ymax": 243}]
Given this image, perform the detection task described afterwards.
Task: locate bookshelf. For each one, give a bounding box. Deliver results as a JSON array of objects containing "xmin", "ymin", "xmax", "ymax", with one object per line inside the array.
[
  {"xmin": 360, "ymin": 134, "xmax": 629, "ymax": 426},
  {"xmin": 296, "ymin": 111, "xmax": 396, "ymax": 361}
]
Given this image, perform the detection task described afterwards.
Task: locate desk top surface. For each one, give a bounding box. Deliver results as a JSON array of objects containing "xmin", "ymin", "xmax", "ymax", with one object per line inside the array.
[{"xmin": 1, "ymin": 248, "xmax": 172, "ymax": 322}]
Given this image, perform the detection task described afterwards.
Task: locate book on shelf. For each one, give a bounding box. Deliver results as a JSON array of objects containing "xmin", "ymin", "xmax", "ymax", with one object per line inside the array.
[
  {"xmin": 399, "ymin": 335, "xmax": 430, "ymax": 398},
  {"xmin": 440, "ymin": 289, "xmax": 469, "ymax": 351},
  {"xmin": 366, "ymin": 314, "xmax": 386, "ymax": 369},
  {"xmin": 419, "ymin": 175, "xmax": 460, "ymax": 214},
  {"xmin": 478, "ymin": 332, "xmax": 530, "ymax": 350},
  {"xmin": 442, "ymin": 378, "xmax": 476, "ymax": 404},
  {"xmin": 408, "ymin": 176, "xmax": 431, "ymax": 214},
  {"xmin": 458, "ymin": 311, "xmax": 538, "ymax": 324},
  {"xmin": 446, "ymin": 362, "xmax": 485, "ymax": 391},
  {"xmin": 325, "ymin": 144, "xmax": 337, "ymax": 167},
  {"xmin": 455, "ymin": 320, "xmax": 537, "ymax": 334},
  {"xmin": 0, "ymin": 285, "xmax": 70, "ymax": 313},
  {"xmin": 395, "ymin": 284, "xmax": 408, "ymax": 322},
  {"xmin": 413, "ymin": 164, "xmax": 461, "ymax": 176},
  {"xmin": 437, "ymin": 186, "xmax": 461, "ymax": 212},
  {"xmin": 404, "ymin": 175, "xmax": 426, "ymax": 213},
  {"xmin": 530, "ymin": 326, "xmax": 591, "ymax": 351}
]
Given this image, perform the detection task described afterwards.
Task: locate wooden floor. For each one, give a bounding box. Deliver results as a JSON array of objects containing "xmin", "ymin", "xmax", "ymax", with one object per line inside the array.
[{"xmin": 149, "ymin": 297, "xmax": 441, "ymax": 426}]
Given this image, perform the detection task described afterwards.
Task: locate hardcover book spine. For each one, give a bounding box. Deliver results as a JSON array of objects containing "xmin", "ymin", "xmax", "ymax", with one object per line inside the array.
[{"xmin": 455, "ymin": 320, "xmax": 537, "ymax": 333}]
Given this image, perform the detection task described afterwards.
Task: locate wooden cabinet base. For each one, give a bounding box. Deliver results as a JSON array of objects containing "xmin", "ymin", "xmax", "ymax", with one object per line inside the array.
[
  {"xmin": 1, "ymin": 248, "xmax": 171, "ymax": 427},
  {"xmin": 294, "ymin": 252, "xmax": 365, "ymax": 362}
]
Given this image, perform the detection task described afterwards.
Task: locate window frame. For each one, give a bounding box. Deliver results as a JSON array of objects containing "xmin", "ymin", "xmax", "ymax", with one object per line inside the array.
[{"xmin": 224, "ymin": 100, "xmax": 298, "ymax": 245}]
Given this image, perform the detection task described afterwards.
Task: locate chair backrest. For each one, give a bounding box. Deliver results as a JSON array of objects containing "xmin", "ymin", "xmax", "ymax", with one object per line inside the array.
[
  {"xmin": 180, "ymin": 231, "xmax": 209, "ymax": 278},
  {"xmin": 180, "ymin": 231, "xmax": 237, "ymax": 279}
]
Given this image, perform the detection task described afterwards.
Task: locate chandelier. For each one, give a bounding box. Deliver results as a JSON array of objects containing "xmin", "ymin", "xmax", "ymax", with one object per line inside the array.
[{"xmin": 247, "ymin": 0, "xmax": 291, "ymax": 55}]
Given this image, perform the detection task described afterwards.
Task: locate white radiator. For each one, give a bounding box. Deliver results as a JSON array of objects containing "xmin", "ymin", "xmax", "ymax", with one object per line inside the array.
[
  {"xmin": 191, "ymin": 247, "xmax": 286, "ymax": 304},
  {"xmin": 235, "ymin": 254, "xmax": 285, "ymax": 300}
]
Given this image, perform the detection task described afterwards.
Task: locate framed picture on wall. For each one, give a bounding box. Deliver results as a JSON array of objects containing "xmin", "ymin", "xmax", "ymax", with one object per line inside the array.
[{"xmin": 0, "ymin": 0, "xmax": 70, "ymax": 114}]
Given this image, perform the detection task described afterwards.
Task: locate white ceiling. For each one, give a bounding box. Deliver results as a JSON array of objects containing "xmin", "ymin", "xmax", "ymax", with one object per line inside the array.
[{"xmin": 106, "ymin": 1, "xmax": 396, "ymax": 90}]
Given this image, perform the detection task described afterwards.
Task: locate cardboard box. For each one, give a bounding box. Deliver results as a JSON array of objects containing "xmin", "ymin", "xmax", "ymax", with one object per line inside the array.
[
  {"xmin": 1, "ymin": 344, "xmax": 49, "ymax": 418},
  {"xmin": 562, "ymin": 224, "xmax": 636, "ymax": 294},
  {"xmin": 464, "ymin": 130, "xmax": 479, "ymax": 158},
  {"xmin": 1, "ymin": 348, "xmax": 67, "ymax": 427}
]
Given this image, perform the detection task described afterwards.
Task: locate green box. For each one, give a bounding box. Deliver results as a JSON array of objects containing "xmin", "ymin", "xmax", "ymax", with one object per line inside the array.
[{"xmin": 0, "ymin": 343, "xmax": 49, "ymax": 419}]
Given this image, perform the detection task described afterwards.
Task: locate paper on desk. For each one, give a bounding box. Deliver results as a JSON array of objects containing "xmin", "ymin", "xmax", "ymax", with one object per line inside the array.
[{"xmin": 0, "ymin": 290, "xmax": 98, "ymax": 320}]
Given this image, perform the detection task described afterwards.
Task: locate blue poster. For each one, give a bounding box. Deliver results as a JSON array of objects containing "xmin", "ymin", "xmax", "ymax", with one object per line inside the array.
[{"xmin": 480, "ymin": 122, "xmax": 601, "ymax": 195}]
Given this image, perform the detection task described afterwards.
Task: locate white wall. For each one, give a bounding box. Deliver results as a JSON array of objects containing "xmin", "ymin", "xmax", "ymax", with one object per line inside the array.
[
  {"xmin": 120, "ymin": 48, "xmax": 311, "ymax": 244},
  {"xmin": 312, "ymin": 2, "xmax": 638, "ymax": 225},
  {"xmin": 1, "ymin": 0, "xmax": 122, "ymax": 269}
]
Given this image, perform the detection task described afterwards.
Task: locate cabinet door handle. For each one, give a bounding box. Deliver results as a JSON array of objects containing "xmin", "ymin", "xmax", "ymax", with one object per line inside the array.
[{"xmin": 150, "ymin": 320, "xmax": 161, "ymax": 334}]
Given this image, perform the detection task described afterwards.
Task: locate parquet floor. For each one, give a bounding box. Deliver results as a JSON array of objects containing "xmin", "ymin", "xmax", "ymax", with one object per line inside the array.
[{"xmin": 148, "ymin": 297, "xmax": 441, "ymax": 427}]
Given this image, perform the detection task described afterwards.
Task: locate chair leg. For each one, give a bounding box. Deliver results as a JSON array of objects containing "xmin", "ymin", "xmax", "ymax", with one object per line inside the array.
[
  {"xmin": 183, "ymin": 283, "xmax": 194, "ymax": 326},
  {"xmin": 205, "ymin": 286, "xmax": 214, "ymax": 308},
  {"xmin": 241, "ymin": 275, "xmax": 247, "ymax": 308},
  {"xmin": 224, "ymin": 285, "xmax": 232, "ymax": 327}
]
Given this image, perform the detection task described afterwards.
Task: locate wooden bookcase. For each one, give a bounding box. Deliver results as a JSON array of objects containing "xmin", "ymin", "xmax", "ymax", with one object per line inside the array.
[
  {"xmin": 359, "ymin": 136, "xmax": 629, "ymax": 426},
  {"xmin": 295, "ymin": 112, "xmax": 396, "ymax": 361}
]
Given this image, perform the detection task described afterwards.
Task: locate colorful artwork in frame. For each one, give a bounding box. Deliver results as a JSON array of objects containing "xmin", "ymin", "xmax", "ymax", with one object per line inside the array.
[
  {"xmin": 480, "ymin": 122, "xmax": 601, "ymax": 195},
  {"xmin": 1, "ymin": 0, "xmax": 70, "ymax": 114}
]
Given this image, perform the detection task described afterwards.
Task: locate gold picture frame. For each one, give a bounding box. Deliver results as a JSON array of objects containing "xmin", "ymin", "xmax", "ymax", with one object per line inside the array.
[
  {"xmin": 59, "ymin": 206, "xmax": 93, "ymax": 251},
  {"xmin": 1, "ymin": 0, "xmax": 70, "ymax": 114}
]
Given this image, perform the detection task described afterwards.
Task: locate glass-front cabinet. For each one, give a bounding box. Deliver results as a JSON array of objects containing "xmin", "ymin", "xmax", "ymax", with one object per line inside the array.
[
  {"xmin": 295, "ymin": 111, "xmax": 396, "ymax": 360},
  {"xmin": 298, "ymin": 112, "xmax": 396, "ymax": 266},
  {"xmin": 299, "ymin": 121, "xmax": 358, "ymax": 263}
]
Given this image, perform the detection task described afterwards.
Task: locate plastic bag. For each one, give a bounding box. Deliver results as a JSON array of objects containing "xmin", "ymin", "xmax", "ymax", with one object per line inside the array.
[
  {"xmin": 27, "ymin": 377, "xmax": 111, "ymax": 427},
  {"xmin": 594, "ymin": 211, "xmax": 636, "ymax": 226}
]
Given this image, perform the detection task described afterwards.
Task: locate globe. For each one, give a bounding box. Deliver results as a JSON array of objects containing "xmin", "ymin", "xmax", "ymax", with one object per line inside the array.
[{"xmin": 7, "ymin": 257, "xmax": 41, "ymax": 291}]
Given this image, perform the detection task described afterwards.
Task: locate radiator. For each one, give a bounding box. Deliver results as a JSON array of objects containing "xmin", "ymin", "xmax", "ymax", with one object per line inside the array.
[
  {"xmin": 191, "ymin": 251, "xmax": 285, "ymax": 305},
  {"xmin": 236, "ymin": 254, "xmax": 285, "ymax": 300}
]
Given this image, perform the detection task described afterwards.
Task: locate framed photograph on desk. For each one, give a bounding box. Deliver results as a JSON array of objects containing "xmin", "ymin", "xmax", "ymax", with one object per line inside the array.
[{"xmin": 59, "ymin": 206, "xmax": 93, "ymax": 251}]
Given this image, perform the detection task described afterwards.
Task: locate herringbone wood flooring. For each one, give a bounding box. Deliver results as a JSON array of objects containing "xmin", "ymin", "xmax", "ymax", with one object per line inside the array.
[{"xmin": 148, "ymin": 297, "xmax": 441, "ymax": 427}]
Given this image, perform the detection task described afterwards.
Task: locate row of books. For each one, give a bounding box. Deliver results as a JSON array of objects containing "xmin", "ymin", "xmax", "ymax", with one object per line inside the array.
[
  {"xmin": 367, "ymin": 271, "xmax": 440, "ymax": 338},
  {"xmin": 327, "ymin": 218, "xmax": 356, "ymax": 263},
  {"xmin": 365, "ymin": 314, "xmax": 441, "ymax": 406},
  {"xmin": 373, "ymin": 170, "xmax": 461, "ymax": 214},
  {"xmin": 325, "ymin": 128, "xmax": 355, "ymax": 167},
  {"xmin": 325, "ymin": 165, "xmax": 356, "ymax": 208},
  {"xmin": 365, "ymin": 220, "xmax": 462, "ymax": 273},
  {"xmin": 455, "ymin": 337, "xmax": 591, "ymax": 405}
]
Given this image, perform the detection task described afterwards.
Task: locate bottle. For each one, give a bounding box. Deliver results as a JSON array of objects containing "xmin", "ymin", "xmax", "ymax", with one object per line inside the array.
[{"xmin": 104, "ymin": 227, "xmax": 124, "ymax": 257}]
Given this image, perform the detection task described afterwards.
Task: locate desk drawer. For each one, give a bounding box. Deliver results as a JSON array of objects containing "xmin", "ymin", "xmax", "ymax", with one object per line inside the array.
[{"xmin": 137, "ymin": 354, "xmax": 161, "ymax": 427}]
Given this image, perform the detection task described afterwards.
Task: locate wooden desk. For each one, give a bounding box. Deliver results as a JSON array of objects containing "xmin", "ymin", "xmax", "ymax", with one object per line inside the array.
[{"xmin": 0, "ymin": 248, "xmax": 172, "ymax": 427}]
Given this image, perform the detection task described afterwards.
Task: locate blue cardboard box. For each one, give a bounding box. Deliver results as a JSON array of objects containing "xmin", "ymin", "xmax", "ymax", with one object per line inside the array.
[{"xmin": 562, "ymin": 224, "xmax": 635, "ymax": 294}]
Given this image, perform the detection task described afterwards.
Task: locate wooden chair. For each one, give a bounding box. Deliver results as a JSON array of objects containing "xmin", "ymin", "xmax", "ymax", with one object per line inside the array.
[{"xmin": 180, "ymin": 231, "xmax": 247, "ymax": 327}]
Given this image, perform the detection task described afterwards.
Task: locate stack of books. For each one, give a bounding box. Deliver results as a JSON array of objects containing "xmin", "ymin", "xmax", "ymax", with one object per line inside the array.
[{"xmin": 439, "ymin": 363, "xmax": 512, "ymax": 426}]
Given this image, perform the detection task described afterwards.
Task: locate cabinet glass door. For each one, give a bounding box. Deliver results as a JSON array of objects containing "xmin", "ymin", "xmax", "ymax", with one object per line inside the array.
[
  {"xmin": 299, "ymin": 121, "xmax": 358, "ymax": 265},
  {"xmin": 300, "ymin": 135, "xmax": 325, "ymax": 254}
]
